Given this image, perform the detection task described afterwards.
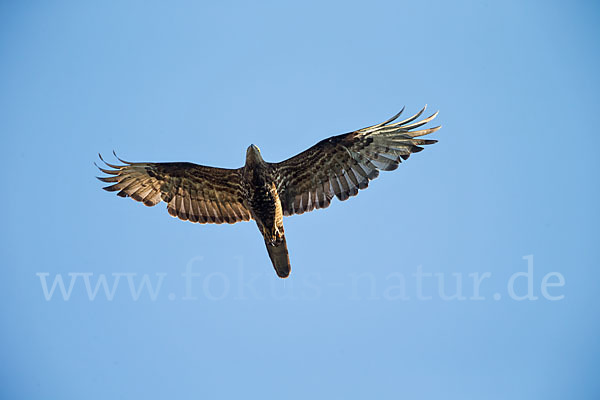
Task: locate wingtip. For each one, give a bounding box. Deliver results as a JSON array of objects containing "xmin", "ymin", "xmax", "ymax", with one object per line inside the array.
[
  {"xmin": 98, "ymin": 152, "xmax": 125, "ymax": 169},
  {"xmin": 379, "ymin": 107, "xmax": 406, "ymax": 127},
  {"xmin": 111, "ymin": 150, "xmax": 132, "ymax": 164}
]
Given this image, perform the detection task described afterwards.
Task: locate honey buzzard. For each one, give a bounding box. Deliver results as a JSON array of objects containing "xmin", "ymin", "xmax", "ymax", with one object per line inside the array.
[{"xmin": 97, "ymin": 106, "xmax": 441, "ymax": 278}]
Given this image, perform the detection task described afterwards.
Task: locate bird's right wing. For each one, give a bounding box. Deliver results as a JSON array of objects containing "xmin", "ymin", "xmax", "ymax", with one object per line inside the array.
[{"xmin": 96, "ymin": 154, "xmax": 251, "ymax": 224}]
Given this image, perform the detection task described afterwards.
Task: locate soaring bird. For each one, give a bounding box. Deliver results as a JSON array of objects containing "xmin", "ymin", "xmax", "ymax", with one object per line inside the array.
[{"xmin": 97, "ymin": 106, "xmax": 441, "ymax": 278}]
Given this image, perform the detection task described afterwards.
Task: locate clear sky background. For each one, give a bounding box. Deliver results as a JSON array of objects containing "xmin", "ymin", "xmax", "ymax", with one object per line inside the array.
[{"xmin": 1, "ymin": 1, "xmax": 599, "ymax": 399}]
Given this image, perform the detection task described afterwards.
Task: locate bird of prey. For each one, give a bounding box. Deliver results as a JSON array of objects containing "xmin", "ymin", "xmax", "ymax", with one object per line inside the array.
[{"xmin": 97, "ymin": 106, "xmax": 441, "ymax": 278}]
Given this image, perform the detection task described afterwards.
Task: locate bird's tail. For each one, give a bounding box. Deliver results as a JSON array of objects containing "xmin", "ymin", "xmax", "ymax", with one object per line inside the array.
[{"xmin": 265, "ymin": 235, "xmax": 291, "ymax": 278}]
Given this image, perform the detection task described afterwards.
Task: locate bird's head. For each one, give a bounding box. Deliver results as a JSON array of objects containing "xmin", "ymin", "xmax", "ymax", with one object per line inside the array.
[{"xmin": 245, "ymin": 144, "xmax": 264, "ymax": 165}]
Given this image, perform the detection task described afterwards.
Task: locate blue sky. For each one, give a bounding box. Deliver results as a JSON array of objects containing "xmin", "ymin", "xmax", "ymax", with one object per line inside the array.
[{"xmin": 1, "ymin": 1, "xmax": 599, "ymax": 399}]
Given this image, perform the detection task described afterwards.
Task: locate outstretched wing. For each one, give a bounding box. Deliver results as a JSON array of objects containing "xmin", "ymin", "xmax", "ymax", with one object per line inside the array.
[
  {"xmin": 272, "ymin": 106, "xmax": 441, "ymax": 216},
  {"xmin": 96, "ymin": 154, "xmax": 251, "ymax": 224}
]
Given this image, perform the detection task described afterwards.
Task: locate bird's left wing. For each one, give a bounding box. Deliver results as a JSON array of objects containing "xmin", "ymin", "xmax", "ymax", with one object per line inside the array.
[
  {"xmin": 96, "ymin": 154, "xmax": 251, "ymax": 224},
  {"xmin": 272, "ymin": 106, "xmax": 441, "ymax": 216}
]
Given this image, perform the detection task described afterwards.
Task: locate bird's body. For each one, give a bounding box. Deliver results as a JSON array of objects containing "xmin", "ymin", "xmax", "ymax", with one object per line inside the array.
[
  {"xmin": 97, "ymin": 106, "xmax": 441, "ymax": 278},
  {"xmin": 243, "ymin": 146, "xmax": 281, "ymax": 242},
  {"xmin": 242, "ymin": 146, "xmax": 290, "ymax": 277}
]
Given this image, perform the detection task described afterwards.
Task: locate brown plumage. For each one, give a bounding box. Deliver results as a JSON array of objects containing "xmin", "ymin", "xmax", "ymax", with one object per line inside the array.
[{"xmin": 96, "ymin": 106, "xmax": 441, "ymax": 278}]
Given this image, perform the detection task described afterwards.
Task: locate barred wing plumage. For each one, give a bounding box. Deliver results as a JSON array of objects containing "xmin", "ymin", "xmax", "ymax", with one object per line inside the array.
[
  {"xmin": 272, "ymin": 106, "xmax": 441, "ymax": 216},
  {"xmin": 96, "ymin": 155, "xmax": 251, "ymax": 224}
]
